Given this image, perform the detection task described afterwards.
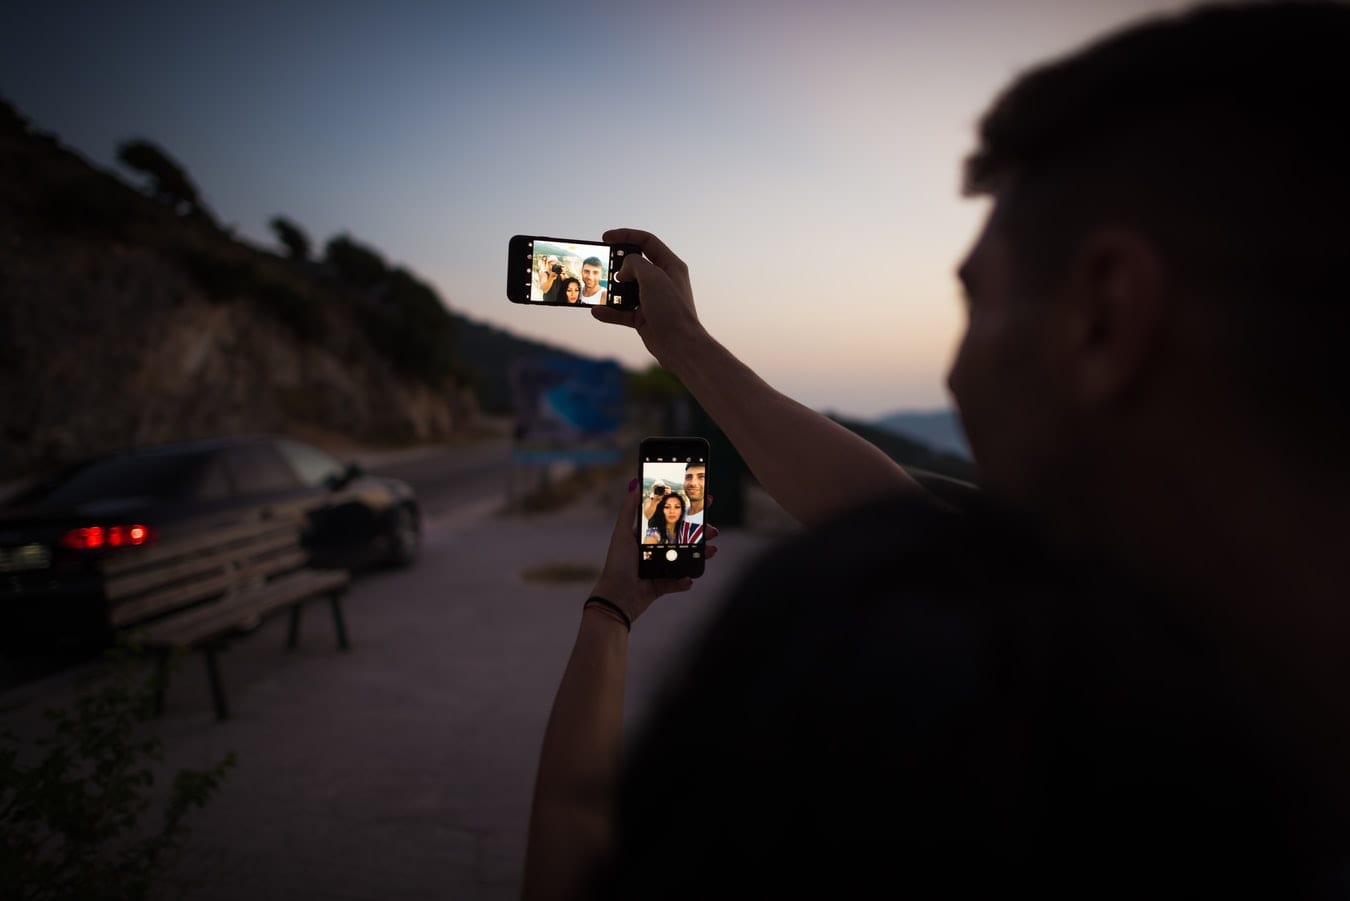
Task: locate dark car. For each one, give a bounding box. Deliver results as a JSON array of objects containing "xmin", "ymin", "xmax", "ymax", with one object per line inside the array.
[{"xmin": 0, "ymin": 435, "xmax": 420, "ymax": 651}]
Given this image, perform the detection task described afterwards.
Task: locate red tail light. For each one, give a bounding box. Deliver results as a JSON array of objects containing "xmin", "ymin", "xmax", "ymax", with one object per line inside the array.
[{"xmin": 60, "ymin": 524, "xmax": 157, "ymax": 550}]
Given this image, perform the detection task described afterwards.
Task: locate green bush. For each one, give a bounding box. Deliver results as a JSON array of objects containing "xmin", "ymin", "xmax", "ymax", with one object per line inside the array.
[
  {"xmin": 254, "ymin": 276, "xmax": 327, "ymax": 343},
  {"xmin": 177, "ymin": 248, "xmax": 327, "ymax": 342},
  {"xmin": 323, "ymin": 235, "xmax": 459, "ymax": 387},
  {"xmin": 0, "ymin": 647, "xmax": 237, "ymax": 901},
  {"xmin": 323, "ymin": 234, "xmax": 388, "ymax": 290},
  {"xmin": 268, "ymin": 216, "xmax": 311, "ymax": 262},
  {"xmin": 177, "ymin": 249, "xmax": 253, "ymax": 303},
  {"xmin": 36, "ymin": 174, "xmax": 144, "ymax": 238}
]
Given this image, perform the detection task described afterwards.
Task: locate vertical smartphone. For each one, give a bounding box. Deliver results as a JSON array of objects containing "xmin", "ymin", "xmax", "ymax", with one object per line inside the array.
[
  {"xmin": 637, "ymin": 436, "xmax": 709, "ymax": 580},
  {"xmin": 506, "ymin": 235, "xmax": 640, "ymax": 308}
]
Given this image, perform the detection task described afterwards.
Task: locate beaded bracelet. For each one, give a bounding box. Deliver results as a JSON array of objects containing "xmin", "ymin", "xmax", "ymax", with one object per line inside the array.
[{"xmin": 584, "ymin": 595, "xmax": 632, "ymax": 632}]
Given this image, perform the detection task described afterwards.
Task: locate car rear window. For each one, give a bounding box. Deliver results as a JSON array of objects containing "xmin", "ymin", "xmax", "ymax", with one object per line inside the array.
[
  {"xmin": 224, "ymin": 444, "xmax": 300, "ymax": 495},
  {"xmin": 23, "ymin": 452, "xmax": 212, "ymax": 505}
]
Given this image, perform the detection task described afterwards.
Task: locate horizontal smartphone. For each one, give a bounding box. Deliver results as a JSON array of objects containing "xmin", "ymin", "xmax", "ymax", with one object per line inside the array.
[
  {"xmin": 506, "ymin": 235, "xmax": 640, "ymax": 308},
  {"xmin": 637, "ymin": 436, "xmax": 709, "ymax": 580}
]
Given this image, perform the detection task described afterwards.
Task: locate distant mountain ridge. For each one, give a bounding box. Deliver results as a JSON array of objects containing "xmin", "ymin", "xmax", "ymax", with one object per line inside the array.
[{"xmin": 873, "ymin": 408, "xmax": 970, "ymax": 460}]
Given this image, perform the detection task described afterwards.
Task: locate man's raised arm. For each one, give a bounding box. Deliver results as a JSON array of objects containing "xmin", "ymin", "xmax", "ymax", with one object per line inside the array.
[{"xmin": 594, "ymin": 228, "xmax": 931, "ymax": 528}]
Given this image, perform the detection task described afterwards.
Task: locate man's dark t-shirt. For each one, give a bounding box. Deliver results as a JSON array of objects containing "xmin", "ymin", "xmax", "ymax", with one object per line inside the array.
[{"xmin": 600, "ymin": 494, "xmax": 1348, "ymax": 898}]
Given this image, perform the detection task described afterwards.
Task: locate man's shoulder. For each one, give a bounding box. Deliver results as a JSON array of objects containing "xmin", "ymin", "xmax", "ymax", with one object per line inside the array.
[{"xmin": 756, "ymin": 490, "xmax": 1042, "ymax": 595}]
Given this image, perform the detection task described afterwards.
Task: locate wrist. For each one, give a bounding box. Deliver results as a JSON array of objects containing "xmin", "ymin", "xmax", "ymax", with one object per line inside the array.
[
  {"xmin": 590, "ymin": 582, "xmax": 633, "ymax": 612},
  {"xmin": 654, "ymin": 322, "xmax": 713, "ymax": 377},
  {"xmin": 584, "ymin": 595, "xmax": 632, "ymax": 632}
]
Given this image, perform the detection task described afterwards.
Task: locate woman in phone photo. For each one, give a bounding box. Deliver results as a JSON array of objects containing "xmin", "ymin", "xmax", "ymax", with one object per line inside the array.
[
  {"xmin": 643, "ymin": 492, "xmax": 686, "ymax": 545},
  {"xmin": 562, "ymin": 277, "xmax": 581, "ymax": 304}
]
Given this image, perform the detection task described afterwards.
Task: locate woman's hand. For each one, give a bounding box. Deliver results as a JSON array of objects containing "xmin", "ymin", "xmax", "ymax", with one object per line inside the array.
[{"xmin": 593, "ymin": 478, "xmax": 718, "ymax": 626}]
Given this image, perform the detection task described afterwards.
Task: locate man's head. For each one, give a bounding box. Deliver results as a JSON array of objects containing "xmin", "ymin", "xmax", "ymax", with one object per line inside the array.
[
  {"xmin": 581, "ymin": 257, "xmax": 603, "ymax": 292},
  {"xmin": 946, "ymin": 1, "xmax": 1350, "ymax": 507},
  {"xmin": 684, "ymin": 463, "xmax": 705, "ymax": 504}
]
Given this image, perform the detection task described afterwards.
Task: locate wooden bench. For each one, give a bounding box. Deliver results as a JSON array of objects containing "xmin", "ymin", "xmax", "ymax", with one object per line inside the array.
[{"xmin": 102, "ymin": 519, "xmax": 352, "ymax": 720}]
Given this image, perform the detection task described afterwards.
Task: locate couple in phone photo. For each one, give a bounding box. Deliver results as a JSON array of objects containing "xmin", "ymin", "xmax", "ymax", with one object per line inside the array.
[
  {"xmin": 533, "ymin": 253, "xmax": 608, "ymax": 305},
  {"xmin": 640, "ymin": 461, "xmax": 706, "ymax": 546}
]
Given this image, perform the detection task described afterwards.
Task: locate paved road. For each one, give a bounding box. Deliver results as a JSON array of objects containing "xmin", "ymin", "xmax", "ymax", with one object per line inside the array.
[
  {"xmin": 1, "ymin": 476, "xmax": 779, "ymax": 900},
  {"xmin": 359, "ymin": 439, "xmax": 513, "ymax": 521}
]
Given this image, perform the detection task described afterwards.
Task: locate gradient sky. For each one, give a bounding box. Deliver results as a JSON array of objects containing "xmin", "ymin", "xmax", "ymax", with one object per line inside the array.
[{"xmin": 2, "ymin": 0, "xmax": 1190, "ymax": 419}]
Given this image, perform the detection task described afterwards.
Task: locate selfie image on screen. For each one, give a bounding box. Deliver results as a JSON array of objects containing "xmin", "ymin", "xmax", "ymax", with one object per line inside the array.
[
  {"xmin": 638, "ymin": 457, "xmax": 708, "ymax": 548},
  {"xmin": 530, "ymin": 240, "xmax": 612, "ymax": 305}
]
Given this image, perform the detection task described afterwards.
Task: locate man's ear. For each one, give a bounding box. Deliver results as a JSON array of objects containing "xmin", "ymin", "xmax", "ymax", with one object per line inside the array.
[{"xmin": 1056, "ymin": 227, "xmax": 1167, "ymax": 409}]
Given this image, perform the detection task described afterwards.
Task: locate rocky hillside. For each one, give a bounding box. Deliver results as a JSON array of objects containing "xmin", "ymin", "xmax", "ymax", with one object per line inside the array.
[{"xmin": 0, "ymin": 102, "xmax": 486, "ymax": 478}]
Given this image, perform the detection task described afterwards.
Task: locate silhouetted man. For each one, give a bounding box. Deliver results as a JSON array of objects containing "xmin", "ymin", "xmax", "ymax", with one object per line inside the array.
[{"xmin": 524, "ymin": 4, "xmax": 1350, "ymax": 899}]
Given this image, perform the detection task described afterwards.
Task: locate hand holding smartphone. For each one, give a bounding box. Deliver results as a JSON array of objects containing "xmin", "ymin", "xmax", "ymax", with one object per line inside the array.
[
  {"xmin": 637, "ymin": 437, "xmax": 709, "ymax": 580},
  {"xmin": 507, "ymin": 235, "xmax": 640, "ymax": 308}
]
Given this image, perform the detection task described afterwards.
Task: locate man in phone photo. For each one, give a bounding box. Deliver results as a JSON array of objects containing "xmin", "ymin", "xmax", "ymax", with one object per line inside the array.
[
  {"xmin": 681, "ymin": 462, "xmax": 705, "ymax": 526},
  {"xmin": 524, "ymin": 4, "xmax": 1350, "ymax": 899},
  {"xmin": 578, "ymin": 256, "xmax": 607, "ymax": 305}
]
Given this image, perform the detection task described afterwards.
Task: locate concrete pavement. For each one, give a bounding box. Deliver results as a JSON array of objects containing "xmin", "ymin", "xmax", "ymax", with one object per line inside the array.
[{"xmin": 2, "ymin": 481, "xmax": 783, "ymax": 900}]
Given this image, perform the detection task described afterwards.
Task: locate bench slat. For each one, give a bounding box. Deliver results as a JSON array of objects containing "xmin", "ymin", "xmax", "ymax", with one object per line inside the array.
[
  {"xmin": 131, "ymin": 569, "xmax": 349, "ymax": 648},
  {"xmin": 110, "ymin": 570, "xmax": 235, "ymax": 628},
  {"xmin": 109, "ymin": 546, "xmax": 310, "ymax": 628},
  {"xmin": 101, "ymin": 520, "xmax": 300, "ymax": 576},
  {"xmin": 105, "ymin": 527, "xmax": 301, "ymax": 601}
]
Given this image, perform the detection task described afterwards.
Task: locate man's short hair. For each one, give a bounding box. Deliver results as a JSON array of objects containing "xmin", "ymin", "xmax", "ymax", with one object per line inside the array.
[
  {"xmin": 686, "ymin": 462, "xmax": 704, "ymax": 472},
  {"xmin": 582, "ymin": 256, "xmax": 603, "ymax": 269},
  {"xmin": 963, "ymin": 1, "xmax": 1350, "ymax": 452}
]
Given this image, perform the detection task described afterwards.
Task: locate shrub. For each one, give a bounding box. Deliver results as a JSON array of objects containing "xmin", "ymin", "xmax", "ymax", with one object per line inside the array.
[
  {"xmin": 0, "ymin": 646, "xmax": 237, "ymax": 901},
  {"xmin": 177, "ymin": 248, "xmax": 327, "ymax": 342}
]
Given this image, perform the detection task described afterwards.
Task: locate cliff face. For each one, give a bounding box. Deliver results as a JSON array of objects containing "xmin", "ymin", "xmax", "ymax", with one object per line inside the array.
[{"xmin": 0, "ymin": 107, "xmax": 476, "ymax": 477}]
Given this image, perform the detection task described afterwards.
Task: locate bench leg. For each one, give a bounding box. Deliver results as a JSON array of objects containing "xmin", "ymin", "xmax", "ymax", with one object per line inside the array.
[
  {"xmin": 286, "ymin": 605, "xmax": 303, "ymax": 650},
  {"xmin": 330, "ymin": 591, "xmax": 351, "ymax": 651},
  {"xmin": 204, "ymin": 646, "xmax": 230, "ymax": 721}
]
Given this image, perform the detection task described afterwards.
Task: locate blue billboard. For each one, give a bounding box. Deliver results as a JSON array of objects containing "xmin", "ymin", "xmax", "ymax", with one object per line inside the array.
[{"xmin": 510, "ymin": 355, "xmax": 624, "ymax": 464}]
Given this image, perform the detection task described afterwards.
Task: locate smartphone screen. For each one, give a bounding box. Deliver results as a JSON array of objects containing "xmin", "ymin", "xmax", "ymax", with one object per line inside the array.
[
  {"xmin": 506, "ymin": 235, "xmax": 639, "ymax": 308},
  {"xmin": 637, "ymin": 436, "xmax": 709, "ymax": 580}
]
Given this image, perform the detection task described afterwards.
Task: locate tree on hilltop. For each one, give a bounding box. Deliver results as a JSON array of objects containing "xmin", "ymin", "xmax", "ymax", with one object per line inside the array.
[
  {"xmin": 324, "ymin": 234, "xmax": 388, "ymax": 289},
  {"xmin": 116, "ymin": 138, "xmax": 211, "ymax": 219},
  {"xmin": 0, "ymin": 97, "xmax": 30, "ymax": 136},
  {"xmin": 270, "ymin": 215, "xmax": 312, "ymax": 261}
]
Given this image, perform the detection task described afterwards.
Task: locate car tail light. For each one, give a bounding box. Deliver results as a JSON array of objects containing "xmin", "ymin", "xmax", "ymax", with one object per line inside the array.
[{"xmin": 59, "ymin": 524, "xmax": 157, "ymax": 550}]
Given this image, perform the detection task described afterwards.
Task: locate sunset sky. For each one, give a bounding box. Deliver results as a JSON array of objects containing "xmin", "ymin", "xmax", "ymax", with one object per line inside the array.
[{"xmin": 2, "ymin": 0, "xmax": 1190, "ymax": 419}]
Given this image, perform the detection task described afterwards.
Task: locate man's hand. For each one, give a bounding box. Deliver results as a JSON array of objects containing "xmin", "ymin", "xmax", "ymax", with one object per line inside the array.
[
  {"xmin": 592, "ymin": 229, "xmax": 708, "ymax": 370},
  {"xmin": 591, "ymin": 230, "xmax": 924, "ymax": 527},
  {"xmin": 592, "ymin": 478, "xmax": 718, "ymax": 625}
]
